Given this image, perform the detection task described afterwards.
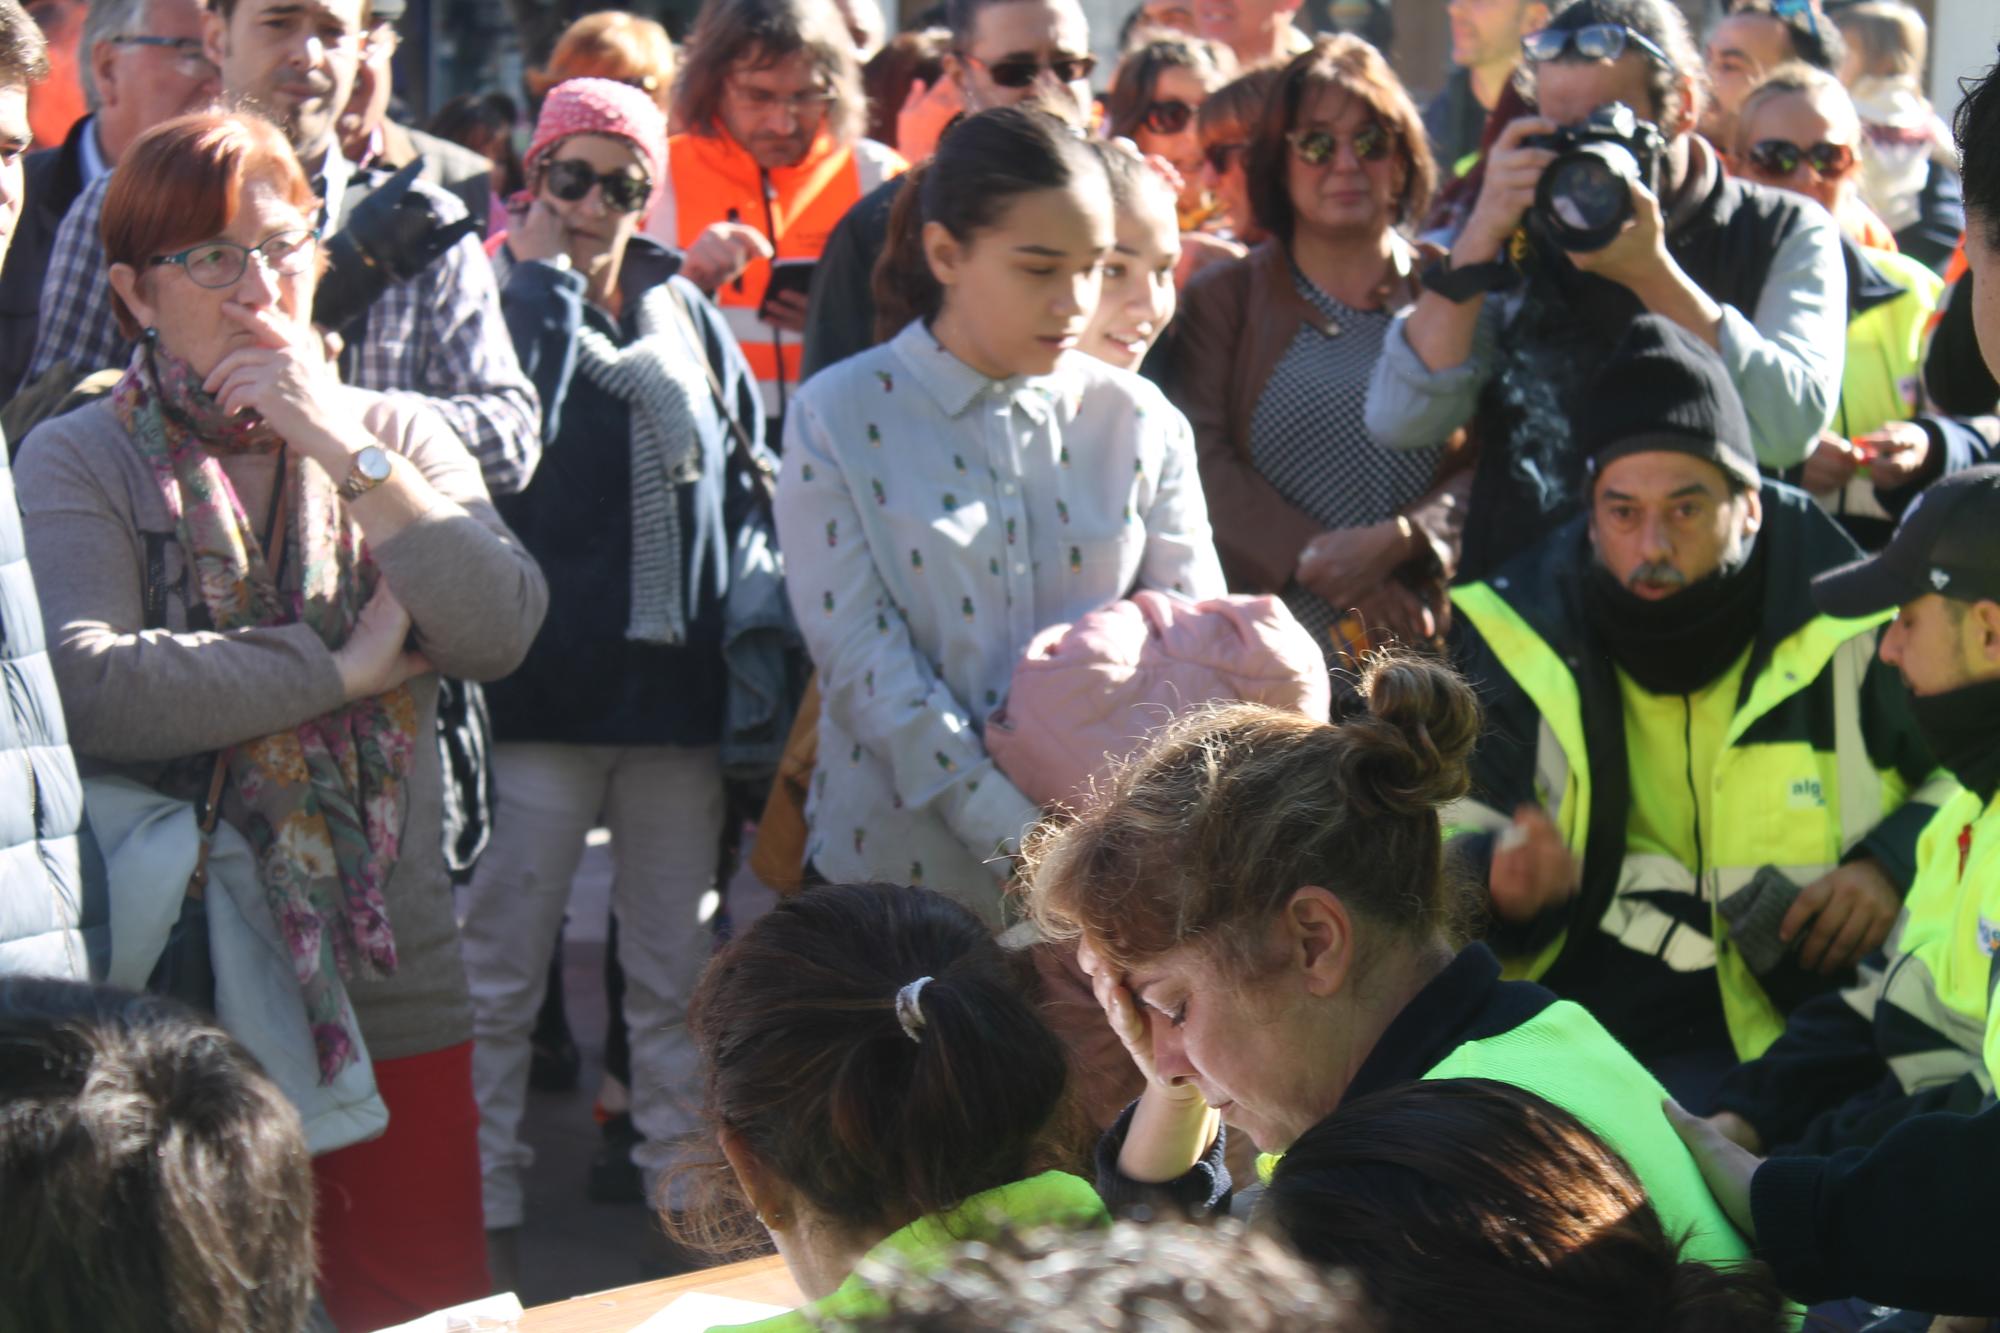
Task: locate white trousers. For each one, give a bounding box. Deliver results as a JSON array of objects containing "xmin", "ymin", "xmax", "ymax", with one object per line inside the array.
[{"xmin": 460, "ymin": 742, "xmax": 726, "ymax": 1229}]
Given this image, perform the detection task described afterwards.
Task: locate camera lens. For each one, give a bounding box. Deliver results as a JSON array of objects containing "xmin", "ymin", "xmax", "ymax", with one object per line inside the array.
[{"xmin": 1535, "ymin": 142, "xmax": 1638, "ymax": 252}]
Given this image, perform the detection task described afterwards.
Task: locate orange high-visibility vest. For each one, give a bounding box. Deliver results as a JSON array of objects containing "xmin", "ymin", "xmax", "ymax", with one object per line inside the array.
[{"xmin": 658, "ymin": 127, "xmax": 905, "ymax": 418}]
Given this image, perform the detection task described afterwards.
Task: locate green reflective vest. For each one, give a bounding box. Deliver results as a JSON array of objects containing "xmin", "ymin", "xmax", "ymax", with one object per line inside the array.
[
  {"xmin": 1425, "ymin": 998, "xmax": 1752, "ymax": 1267},
  {"xmin": 1822, "ymin": 244, "xmax": 1947, "ymax": 528},
  {"xmin": 1451, "ymin": 581, "xmax": 1909, "ymax": 1060},
  {"xmin": 711, "ymin": 1171, "xmax": 1108, "ymax": 1332}
]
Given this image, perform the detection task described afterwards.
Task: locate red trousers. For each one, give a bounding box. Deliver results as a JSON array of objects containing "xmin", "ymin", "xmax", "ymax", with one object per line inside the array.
[{"xmin": 313, "ymin": 1040, "xmax": 489, "ymax": 1331}]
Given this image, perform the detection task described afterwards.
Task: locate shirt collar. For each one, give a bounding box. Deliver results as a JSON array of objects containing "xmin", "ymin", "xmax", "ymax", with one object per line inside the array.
[
  {"xmin": 78, "ymin": 117, "xmax": 111, "ymax": 187},
  {"xmin": 314, "ymin": 147, "xmax": 357, "ymax": 234},
  {"xmin": 890, "ymin": 319, "xmax": 1078, "ymax": 422}
]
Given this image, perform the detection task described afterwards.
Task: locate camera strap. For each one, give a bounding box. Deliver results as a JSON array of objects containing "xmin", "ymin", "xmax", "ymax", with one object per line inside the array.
[{"xmin": 664, "ymin": 284, "xmax": 778, "ymax": 511}]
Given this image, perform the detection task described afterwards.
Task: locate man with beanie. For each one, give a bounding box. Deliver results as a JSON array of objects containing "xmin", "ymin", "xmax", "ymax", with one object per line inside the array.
[
  {"xmin": 1448, "ymin": 313, "xmax": 1944, "ymax": 1105},
  {"xmin": 1699, "ymin": 465, "xmax": 2000, "ymax": 1163}
]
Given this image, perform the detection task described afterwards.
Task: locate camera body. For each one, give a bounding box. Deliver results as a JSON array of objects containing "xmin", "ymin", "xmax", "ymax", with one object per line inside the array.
[
  {"xmin": 312, "ymin": 161, "xmax": 480, "ymax": 336},
  {"xmin": 1522, "ymin": 102, "xmax": 1665, "ymax": 253}
]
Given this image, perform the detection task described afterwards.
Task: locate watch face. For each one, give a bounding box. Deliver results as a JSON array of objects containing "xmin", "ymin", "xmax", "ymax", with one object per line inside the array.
[{"xmin": 357, "ymin": 447, "xmax": 392, "ymax": 482}]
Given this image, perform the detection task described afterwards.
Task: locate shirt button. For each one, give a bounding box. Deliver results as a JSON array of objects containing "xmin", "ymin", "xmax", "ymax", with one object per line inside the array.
[
  {"xmin": 1002, "ymin": 483, "xmax": 1017, "ymax": 496},
  {"xmin": 1013, "ymin": 562, "xmax": 1027, "ymax": 575}
]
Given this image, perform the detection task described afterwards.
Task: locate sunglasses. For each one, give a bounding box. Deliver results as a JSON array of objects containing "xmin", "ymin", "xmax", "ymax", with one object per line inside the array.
[
  {"xmin": 1142, "ymin": 99, "xmax": 1196, "ymax": 135},
  {"xmin": 1285, "ymin": 122, "xmax": 1394, "ymax": 166},
  {"xmin": 1522, "ymin": 23, "xmax": 1676, "ymax": 71},
  {"xmin": 1744, "ymin": 138, "xmax": 1855, "ymax": 178},
  {"xmin": 543, "ymin": 158, "xmax": 652, "ymax": 213},
  {"xmin": 1202, "ymin": 140, "xmax": 1247, "ymax": 174},
  {"xmin": 961, "ymin": 51, "xmax": 1098, "ymax": 89}
]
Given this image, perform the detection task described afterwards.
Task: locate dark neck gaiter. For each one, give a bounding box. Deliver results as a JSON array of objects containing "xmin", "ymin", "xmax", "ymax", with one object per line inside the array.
[
  {"xmin": 1584, "ymin": 537, "xmax": 1767, "ymax": 695},
  {"xmin": 1910, "ymin": 675, "xmax": 2000, "ymax": 802}
]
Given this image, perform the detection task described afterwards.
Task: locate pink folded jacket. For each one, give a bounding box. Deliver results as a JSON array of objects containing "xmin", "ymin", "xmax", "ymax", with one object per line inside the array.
[{"xmin": 985, "ymin": 590, "xmax": 1331, "ymax": 810}]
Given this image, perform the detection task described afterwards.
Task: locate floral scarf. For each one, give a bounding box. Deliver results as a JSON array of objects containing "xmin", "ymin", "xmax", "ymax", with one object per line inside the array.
[{"xmin": 113, "ymin": 340, "xmax": 419, "ymax": 1083}]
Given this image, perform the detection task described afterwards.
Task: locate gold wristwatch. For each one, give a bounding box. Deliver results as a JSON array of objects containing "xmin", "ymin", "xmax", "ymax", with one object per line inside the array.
[{"xmin": 338, "ymin": 445, "xmax": 393, "ymax": 501}]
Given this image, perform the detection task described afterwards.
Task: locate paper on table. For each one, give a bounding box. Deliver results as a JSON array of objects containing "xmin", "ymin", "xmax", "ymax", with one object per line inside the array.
[
  {"xmin": 628, "ymin": 1291, "xmax": 788, "ymax": 1331},
  {"xmin": 370, "ymin": 1292, "xmax": 525, "ymax": 1331}
]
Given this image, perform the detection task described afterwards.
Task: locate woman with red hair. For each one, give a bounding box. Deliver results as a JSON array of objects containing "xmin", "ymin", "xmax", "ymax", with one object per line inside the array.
[{"xmin": 14, "ymin": 109, "xmax": 548, "ymax": 1329}]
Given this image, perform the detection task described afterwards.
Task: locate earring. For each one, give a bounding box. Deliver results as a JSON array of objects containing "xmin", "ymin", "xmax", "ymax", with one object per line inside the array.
[{"xmin": 142, "ymin": 326, "xmax": 159, "ymax": 343}]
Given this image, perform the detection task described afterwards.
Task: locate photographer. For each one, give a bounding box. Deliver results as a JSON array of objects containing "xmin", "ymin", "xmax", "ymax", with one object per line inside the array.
[
  {"xmin": 1367, "ymin": 0, "xmax": 1846, "ymax": 583},
  {"xmin": 26, "ymin": 0, "xmax": 540, "ymax": 497}
]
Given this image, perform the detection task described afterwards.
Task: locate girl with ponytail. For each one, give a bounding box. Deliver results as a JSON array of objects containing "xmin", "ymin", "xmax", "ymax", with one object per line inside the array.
[
  {"xmin": 676, "ymin": 882, "xmax": 1102, "ymax": 1328},
  {"xmin": 775, "ymin": 105, "xmax": 1224, "ymax": 926},
  {"xmin": 1021, "ymin": 649, "xmax": 1755, "ymax": 1274}
]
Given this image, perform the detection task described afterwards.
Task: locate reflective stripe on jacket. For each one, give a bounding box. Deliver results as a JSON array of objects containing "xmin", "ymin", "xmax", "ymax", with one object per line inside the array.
[
  {"xmin": 656, "ymin": 128, "xmax": 905, "ymax": 419},
  {"xmin": 1444, "ymin": 483, "xmax": 1944, "ymax": 1063}
]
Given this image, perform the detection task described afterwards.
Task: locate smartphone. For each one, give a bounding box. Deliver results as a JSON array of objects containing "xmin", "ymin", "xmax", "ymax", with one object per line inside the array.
[{"xmin": 759, "ymin": 258, "xmax": 818, "ymax": 320}]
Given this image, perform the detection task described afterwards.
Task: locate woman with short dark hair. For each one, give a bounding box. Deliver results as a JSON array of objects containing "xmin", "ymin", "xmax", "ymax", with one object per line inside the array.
[{"xmin": 1170, "ymin": 35, "xmax": 1466, "ymax": 674}]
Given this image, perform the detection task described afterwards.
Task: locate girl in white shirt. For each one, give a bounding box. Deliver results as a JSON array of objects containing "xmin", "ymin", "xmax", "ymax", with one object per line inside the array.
[{"xmin": 774, "ymin": 106, "xmax": 1225, "ymax": 926}]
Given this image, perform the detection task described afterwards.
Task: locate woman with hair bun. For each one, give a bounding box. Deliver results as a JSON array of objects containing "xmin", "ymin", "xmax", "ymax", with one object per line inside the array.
[
  {"xmin": 1021, "ymin": 649, "xmax": 1751, "ymax": 1269},
  {"xmin": 1267, "ymin": 1079, "xmax": 1788, "ymax": 1332},
  {"xmin": 680, "ymin": 882, "xmax": 1104, "ymax": 1330}
]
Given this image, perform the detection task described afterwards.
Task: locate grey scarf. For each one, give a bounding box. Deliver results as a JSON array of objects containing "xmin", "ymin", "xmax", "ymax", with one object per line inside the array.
[{"xmin": 574, "ymin": 284, "xmax": 706, "ymax": 645}]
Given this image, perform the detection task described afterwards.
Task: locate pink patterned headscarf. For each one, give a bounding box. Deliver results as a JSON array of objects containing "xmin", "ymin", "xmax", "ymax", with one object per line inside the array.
[{"xmin": 524, "ymin": 77, "xmax": 669, "ymax": 213}]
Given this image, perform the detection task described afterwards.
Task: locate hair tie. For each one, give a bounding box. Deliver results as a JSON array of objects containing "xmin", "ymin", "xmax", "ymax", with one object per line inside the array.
[{"xmin": 895, "ymin": 976, "xmax": 934, "ymax": 1044}]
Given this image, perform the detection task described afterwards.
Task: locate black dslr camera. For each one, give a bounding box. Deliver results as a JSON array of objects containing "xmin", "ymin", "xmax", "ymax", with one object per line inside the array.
[
  {"xmin": 311, "ymin": 161, "xmax": 480, "ymax": 337},
  {"xmin": 1522, "ymin": 102, "xmax": 1665, "ymax": 253}
]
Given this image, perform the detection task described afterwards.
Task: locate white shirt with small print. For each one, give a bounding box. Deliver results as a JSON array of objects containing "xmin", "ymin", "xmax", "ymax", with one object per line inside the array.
[{"xmin": 777, "ymin": 320, "xmax": 1226, "ymax": 924}]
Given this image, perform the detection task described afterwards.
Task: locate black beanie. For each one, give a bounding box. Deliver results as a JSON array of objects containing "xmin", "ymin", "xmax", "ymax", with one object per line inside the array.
[{"xmin": 1577, "ymin": 315, "xmax": 1759, "ymax": 490}]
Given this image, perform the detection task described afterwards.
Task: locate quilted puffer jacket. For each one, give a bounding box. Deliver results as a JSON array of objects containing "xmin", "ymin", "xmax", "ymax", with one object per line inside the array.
[{"xmin": 0, "ymin": 424, "xmax": 103, "ymax": 979}]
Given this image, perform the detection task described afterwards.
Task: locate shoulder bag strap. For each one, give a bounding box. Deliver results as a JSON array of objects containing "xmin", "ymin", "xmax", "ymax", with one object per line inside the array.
[{"xmin": 664, "ymin": 282, "xmax": 777, "ymax": 509}]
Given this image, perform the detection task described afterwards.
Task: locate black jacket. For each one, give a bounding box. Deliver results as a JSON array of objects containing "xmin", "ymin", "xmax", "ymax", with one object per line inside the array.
[
  {"xmin": 798, "ymin": 173, "xmax": 901, "ymax": 384},
  {"xmin": 1454, "ymin": 158, "xmax": 1820, "ymax": 584},
  {"xmin": 1449, "ymin": 485, "xmax": 1938, "ymax": 1071},
  {"xmin": 487, "ymin": 239, "xmax": 765, "ymax": 746},
  {"xmin": 1891, "ymin": 157, "xmax": 1965, "ymax": 279},
  {"xmin": 0, "ymin": 116, "xmax": 90, "ymax": 401},
  {"xmin": 1753, "ymin": 1102, "xmax": 2000, "ymax": 1312}
]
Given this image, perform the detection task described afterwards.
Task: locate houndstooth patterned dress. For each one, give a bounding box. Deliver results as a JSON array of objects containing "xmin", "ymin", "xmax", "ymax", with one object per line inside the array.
[{"xmin": 1248, "ymin": 265, "xmax": 1441, "ymax": 655}]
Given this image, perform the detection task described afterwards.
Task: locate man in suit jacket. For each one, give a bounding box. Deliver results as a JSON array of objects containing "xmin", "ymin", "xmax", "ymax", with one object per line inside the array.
[
  {"xmin": 0, "ymin": 0, "xmax": 215, "ymax": 400},
  {"xmin": 336, "ymin": 0, "xmax": 490, "ymax": 233}
]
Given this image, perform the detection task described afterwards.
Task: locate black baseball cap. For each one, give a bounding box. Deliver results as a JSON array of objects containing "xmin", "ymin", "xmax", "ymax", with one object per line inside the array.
[{"xmin": 1813, "ymin": 466, "xmax": 2000, "ymax": 617}]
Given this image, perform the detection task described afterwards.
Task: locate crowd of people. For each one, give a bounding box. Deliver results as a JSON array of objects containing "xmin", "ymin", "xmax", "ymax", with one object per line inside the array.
[{"xmin": 0, "ymin": 0, "xmax": 1998, "ymax": 1327}]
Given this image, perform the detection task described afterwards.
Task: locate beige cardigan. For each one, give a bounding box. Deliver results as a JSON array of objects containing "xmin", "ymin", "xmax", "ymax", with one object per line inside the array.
[{"xmin": 16, "ymin": 392, "xmax": 549, "ymax": 1062}]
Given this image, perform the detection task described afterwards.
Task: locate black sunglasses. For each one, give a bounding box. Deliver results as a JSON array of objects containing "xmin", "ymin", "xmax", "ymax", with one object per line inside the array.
[
  {"xmin": 543, "ymin": 158, "xmax": 652, "ymax": 213},
  {"xmin": 1202, "ymin": 140, "xmax": 1247, "ymax": 174},
  {"xmin": 1744, "ymin": 138, "xmax": 1855, "ymax": 178},
  {"xmin": 1286, "ymin": 122, "xmax": 1394, "ymax": 166},
  {"xmin": 1142, "ymin": 99, "xmax": 1195, "ymax": 135},
  {"xmin": 1522, "ymin": 22, "xmax": 1676, "ymax": 71},
  {"xmin": 962, "ymin": 50, "xmax": 1098, "ymax": 89}
]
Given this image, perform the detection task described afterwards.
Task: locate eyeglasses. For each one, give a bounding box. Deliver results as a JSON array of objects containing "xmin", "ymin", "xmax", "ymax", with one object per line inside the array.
[
  {"xmin": 149, "ymin": 228, "xmax": 317, "ymax": 288},
  {"xmin": 543, "ymin": 157, "xmax": 653, "ymax": 213},
  {"xmin": 727, "ymin": 79, "xmax": 838, "ymax": 118},
  {"xmin": 959, "ymin": 51, "xmax": 1098, "ymax": 89},
  {"xmin": 1285, "ymin": 122, "xmax": 1394, "ymax": 166},
  {"xmin": 1522, "ymin": 23, "xmax": 1676, "ymax": 71},
  {"xmin": 1202, "ymin": 140, "xmax": 1247, "ymax": 174},
  {"xmin": 1141, "ymin": 99, "xmax": 1195, "ymax": 135},
  {"xmin": 107, "ymin": 34, "xmax": 218, "ymax": 79},
  {"xmin": 1744, "ymin": 137, "xmax": 1854, "ymax": 178}
]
